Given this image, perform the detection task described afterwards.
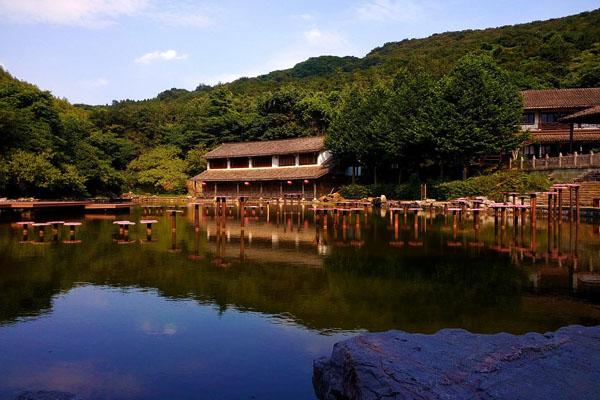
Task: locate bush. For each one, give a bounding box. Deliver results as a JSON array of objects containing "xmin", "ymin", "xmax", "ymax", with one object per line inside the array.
[
  {"xmin": 339, "ymin": 171, "xmax": 550, "ymax": 201},
  {"xmin": 339, "ymin": 184, "xmax": 370, "ymax": 199},
  {"xmin": 429, "ymin": 171, "xmax": 550, "ymax": 201},
  {"xmin": 340, "ymin": 182, "xmax": 421, "ymax": 200}
]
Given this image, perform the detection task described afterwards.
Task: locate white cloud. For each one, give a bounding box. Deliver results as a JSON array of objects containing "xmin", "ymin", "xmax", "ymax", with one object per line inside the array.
[
  {"xmin": 150, "ymin": 10, "xmax": 211, "ymax": 27},
  {"xmin": 354, "ymin": 0, "xmax": 422, "ymax": 22},
  {"xmin": 264, "ymin": 28, "xmax": 351, "ymax": 71},
  {"xmin": 82, "ymin": 77, "xmax": 109, "ymax": 88},
  {"xmin": 0, "ymin": 0, "xmax": 149, "ymax": 28},
  {"xmin": 293, "ymin": 13, "xmax": 314, "ymax": 21},
  {"xmin": 135, "ymin": 49, "xmax": 188, "ymax": 64},
  {"xmin": 183, "ymin": 28, "xmax": 352, "ymax": 88},
  {"xmin": 303, "ymin": 28, "xmax": 343, "ymax": 46},
  {"xmin": 0, "ymin": 0, "xmax": 214, "ymax": 28}
]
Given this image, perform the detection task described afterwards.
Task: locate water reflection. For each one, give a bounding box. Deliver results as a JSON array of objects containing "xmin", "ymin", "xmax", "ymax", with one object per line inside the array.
[{"xmin": 1, "ymin": 202, "xmax": 600, "ymax": 334}]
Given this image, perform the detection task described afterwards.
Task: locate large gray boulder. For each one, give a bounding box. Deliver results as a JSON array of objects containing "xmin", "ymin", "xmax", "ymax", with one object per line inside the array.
[
  {"xmin": 313, "ymin": 325, "xmax": 600, "ymax": 400},
  {"xmin": 15, "ymin": 391, "xmax": 79, "ymax": 400}
]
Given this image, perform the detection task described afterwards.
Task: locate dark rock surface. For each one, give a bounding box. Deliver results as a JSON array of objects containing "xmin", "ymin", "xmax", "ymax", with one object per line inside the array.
[
  {"xmin": 15, "ymin": 391, "xmax": 79, "ymax": 400},
  {"xmin": 313, "ymin": 325, "xmax": 600, "ymax": 400}
]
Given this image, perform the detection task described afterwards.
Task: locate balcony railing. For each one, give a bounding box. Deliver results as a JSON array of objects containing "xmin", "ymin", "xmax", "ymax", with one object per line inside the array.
[
  {"xmin": 519, "ymin": 151, "xmax": 600, "ymax": 171},
  {"xmin": 538, "ymin": 122, "xmax": 571, "ymax": 131}
]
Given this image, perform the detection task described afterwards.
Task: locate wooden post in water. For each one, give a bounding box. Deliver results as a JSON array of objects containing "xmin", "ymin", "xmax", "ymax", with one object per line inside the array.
[
  {"xmin": 529, "ymin": 193, "xmax": 537, "ymax": 226},
  {"xmin": 493, "ymin": 206, "xmax": 499, "ymax": 233},
  {"xmin": 556, "ymin": 186, "xmax": 564, "ymax": 223},
  {"xmin": 553, "ymin": 189, "xmax": 559, "ymax": 221},
  {"xmin": 167, "ymin": 210, "xmax": 183, "ymax": 248},
  {"xmin": 64, "ymin": 222, "xmax": 82, "ymax": 244},
  {"xmin": 575, "ymin": 184, "xmax": 580, "ymax": 224},
  {"xmin": 239, "ymin": 196, "xmax": 247, "ymax": 227},
  {"xmin": 16, "ymin": 221, "xmax": 32, "ymax": 241},
  {"xmin": 140, "ymin": 219, "xmax": 157, "ymax": 242},
  {"xmin": 33, "ymin": 223, "xmax": 48, "ymax": 243},
  {"xmin": 547, "ymin": 192, "xmax": 554, "ymax": 223}
]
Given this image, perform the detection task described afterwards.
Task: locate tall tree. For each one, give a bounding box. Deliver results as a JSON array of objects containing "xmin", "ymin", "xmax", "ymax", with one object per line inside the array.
[
  {"xmin": 375, "ymin": 70, "xmax": 437, "ymax": 182},
  {"xmin": 434, "ymin": 54, "xmax": 525, "ymax": 178},
  {"xmin": 327, "ymin": 85, "xmax": 389, "ymax": 183}
]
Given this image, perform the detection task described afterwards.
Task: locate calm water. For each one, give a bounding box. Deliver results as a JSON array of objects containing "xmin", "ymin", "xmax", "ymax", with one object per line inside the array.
[{"xmin": 1, "ymin": 203, "xmax": 600, "ymax": 399}]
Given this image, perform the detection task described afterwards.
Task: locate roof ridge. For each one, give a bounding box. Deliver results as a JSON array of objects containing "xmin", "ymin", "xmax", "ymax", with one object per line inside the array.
[
  {"xmin": 522, "ymin": 87, "xmax": 600, "ymax": 92},
  {"xmin": 216, "ymin": 135, "xmax": 324, "ymax": 146}
]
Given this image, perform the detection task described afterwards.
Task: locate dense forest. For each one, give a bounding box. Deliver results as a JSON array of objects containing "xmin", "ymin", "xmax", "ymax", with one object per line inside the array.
[{"xmin": 1, "ymin": 9, "xmax": 599, "ymax": 198}]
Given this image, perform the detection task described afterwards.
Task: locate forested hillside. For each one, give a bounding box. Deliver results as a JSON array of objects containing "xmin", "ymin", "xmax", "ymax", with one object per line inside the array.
[{"xmin": 1, "ymin": 9, "xmax": 599, "ymax": 197}]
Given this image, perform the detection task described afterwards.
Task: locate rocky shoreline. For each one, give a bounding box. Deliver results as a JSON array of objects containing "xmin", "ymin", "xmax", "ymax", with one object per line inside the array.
[{"xmin": 313, "ymin": 325, "xmax": 600, "ymax": 400}]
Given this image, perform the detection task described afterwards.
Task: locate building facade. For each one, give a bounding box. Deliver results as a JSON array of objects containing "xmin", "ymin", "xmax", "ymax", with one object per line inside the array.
[
  {"xmin": 189, "ymin": 136, "xmax": 339, "ymax": 198},
  {"xmin": 521, "ymin": 87, "xmax": 600, "ymax": 157}
]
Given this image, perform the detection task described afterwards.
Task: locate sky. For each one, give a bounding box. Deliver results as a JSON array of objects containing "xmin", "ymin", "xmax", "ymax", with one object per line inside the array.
[{"xmin": 0, "ymin": 0, "xmax": 598, "ymax": 105}]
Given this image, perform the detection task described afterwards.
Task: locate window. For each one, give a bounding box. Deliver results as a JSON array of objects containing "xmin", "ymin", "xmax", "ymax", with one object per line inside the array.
[
  {"xmin": 230, "ymin": 157, "xmax": 249, "ymax": 168},
  {"xmin": 252, "ymin": 156, "xmax": 272, "ymax": 168},
  {"xmin": 522, "ymin": 113, "xmax": 535, "ymax": 125},
  {"xmin": 278, "ymin": 154, "xmax": 296, "ymax": 167},
  {"xmin": 209, "ymin": 159, "xmax": 227, "ymax": 169},
  {"xmin": 299, "ymin": 152, "xmax": 318, "ymax": 165},
  {"xmin": 541, "ymin": 112, "xmax": 555, "ymax": 123}
]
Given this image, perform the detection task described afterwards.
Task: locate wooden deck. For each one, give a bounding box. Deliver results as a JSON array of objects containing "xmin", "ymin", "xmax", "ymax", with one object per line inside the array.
[
  {"xmin": 8, "ymin": 201, "xmax": 91, "ymax": 209},
  {"xmin": 85, "ymin": 203, "xmax": 133, "ymax": 210},
  {"xmin": 1, "ymin": 201, "xmax": 133, "ymax": 211}
]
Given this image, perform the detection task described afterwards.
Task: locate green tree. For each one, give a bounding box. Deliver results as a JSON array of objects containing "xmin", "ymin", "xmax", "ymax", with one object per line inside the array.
[
  {"xmin": 434, "ymin": 54, "xmax": 525, "ymax": 178},
  {"xmin": 185, "ymin": 144, "xmax": 209, "ymax": 176},
  {"xmin": 7, "ymin": 150, "xmax": 86, "ymax": 197},
  {"xmin": 127, "ymin": 146, "xmax": 188, "ymax": 193},
  {"xmin": 326, "ymin": 85, "xmax": 389, "ymax": 183},
  {"xmin": 375, "ymin": 70, "xmax": 437, "ymax": 182}
]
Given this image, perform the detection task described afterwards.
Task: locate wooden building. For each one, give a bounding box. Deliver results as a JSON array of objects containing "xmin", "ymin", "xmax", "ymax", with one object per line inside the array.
[
  {"xmin": 189, "ymin": 136, "xmax": 338, "ymax": 198},
  {"xmin": 521, "ymin": 87, "xmax": 600, "ymax": 157}
]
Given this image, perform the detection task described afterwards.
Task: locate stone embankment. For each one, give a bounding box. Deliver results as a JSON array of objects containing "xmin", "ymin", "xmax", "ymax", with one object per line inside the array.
[{"xmin": 313, "ymin": 325, "xmax": 600, "ymax": 400}]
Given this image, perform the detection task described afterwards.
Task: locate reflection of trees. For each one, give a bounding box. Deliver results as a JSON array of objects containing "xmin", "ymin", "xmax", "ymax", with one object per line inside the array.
[{"xmin": 1, "ymin": 214, "xmax": 600, "ymax": 333}]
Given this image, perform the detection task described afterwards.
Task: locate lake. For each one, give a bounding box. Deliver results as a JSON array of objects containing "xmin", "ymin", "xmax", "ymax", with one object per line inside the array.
[{"xmin": 1, "ymin": 203, "xmax": 599, "ymax": 399}]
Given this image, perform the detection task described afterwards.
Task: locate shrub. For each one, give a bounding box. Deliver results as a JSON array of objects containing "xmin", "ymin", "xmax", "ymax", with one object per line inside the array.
[
  {"xmin": 338, "ymin": 171, "xmax": 550, "ymax": 201},
  {"xmin": 430, "ymin": 171, "xmax": 550, "ymax": 201},
  {"xmin": 339, "ymin": 184, "xmax": 370, "ymax": 199}
]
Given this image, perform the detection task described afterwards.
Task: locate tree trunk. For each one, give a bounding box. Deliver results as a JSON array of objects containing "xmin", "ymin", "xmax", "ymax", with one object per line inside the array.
[
  {"xmin": 398, "ymin": 168, "xmax": 402, "ymax": 184},
  {"xmin": 439, "ymin": 163, "xmax": 444, "ymax": 179},
  {"xmin": 373, "ymin": 166, "xmax": 378, "ymax": 185},
  {"xmin": 462, "ymin": 165, "xmax": 467, "ymax": 180},
  {"xmin": 352, "ymin": 166, "xmax": 356, "ymax": 184}
]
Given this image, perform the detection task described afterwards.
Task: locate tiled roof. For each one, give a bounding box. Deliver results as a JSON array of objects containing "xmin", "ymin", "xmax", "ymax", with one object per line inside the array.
[
  {"xmin": 522, "ymin": 88, "xmax": 600, "ymax": 110},
  {"xmin": 560, "ymin": 106, "xmax": 600, "ymax": 124},
  {"xmin": 528, "ymin": 129, "xmax": 600, "ymax": 143},
  {"xmin": 204, "ymin": 136, "xmax": 325, "ymax": 159},
  {"xmin": 190, "ymin": 165, "xmax": 330, "ymax": 182}
]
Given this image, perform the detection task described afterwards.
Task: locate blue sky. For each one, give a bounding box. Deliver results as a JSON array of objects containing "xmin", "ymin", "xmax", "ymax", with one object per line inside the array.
[{"xmin": 0, "ymin": 0, "xmax": 597, "ymax": 105}]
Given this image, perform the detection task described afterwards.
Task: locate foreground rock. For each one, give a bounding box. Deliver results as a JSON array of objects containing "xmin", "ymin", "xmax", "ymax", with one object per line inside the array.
[{"xmin": 313, "ymin": 325, "xmax": 600, "ymax": 400}]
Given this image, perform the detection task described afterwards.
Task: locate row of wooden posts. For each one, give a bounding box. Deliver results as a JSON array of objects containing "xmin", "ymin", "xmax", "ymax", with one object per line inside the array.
[
  {"xmin": 15, "ymin": 221, "xmax": 82, "ymax": 244},
  {"xmin": 14, "ymin": 185, "xmax": 582, "ymax": 246}
]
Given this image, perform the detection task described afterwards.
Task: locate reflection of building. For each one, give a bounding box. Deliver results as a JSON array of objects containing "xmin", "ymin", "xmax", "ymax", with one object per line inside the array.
[
  {"xmin": 521, "ymin": 87, "xmax": 600, "ymax": 157},
  {"xmin": 189, "ymin": 136, "xmax": 339, "ymax": 198},
  {"xmin": 205, "ymin": 222, "xmax": 325, "ymax": 268}
]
